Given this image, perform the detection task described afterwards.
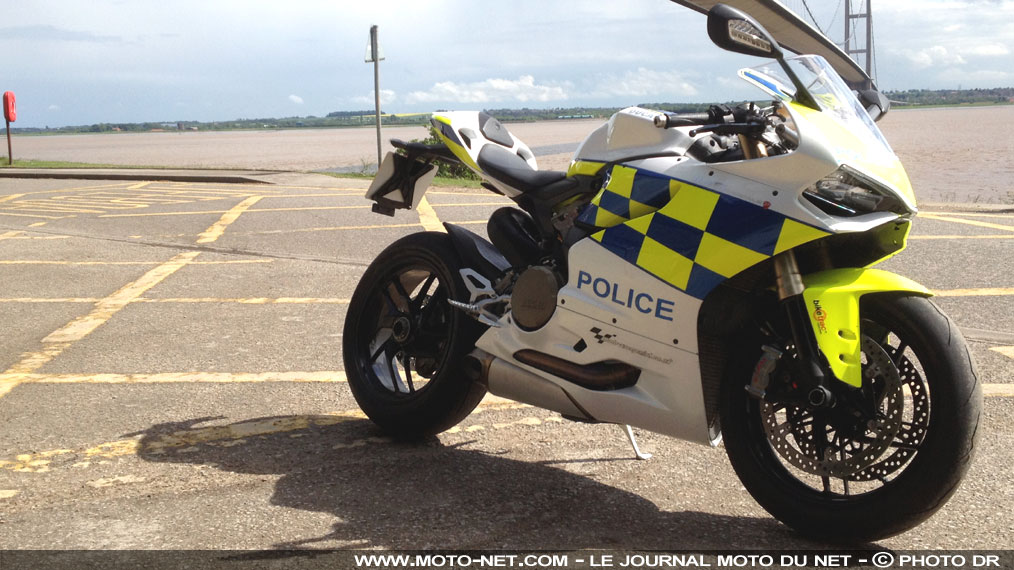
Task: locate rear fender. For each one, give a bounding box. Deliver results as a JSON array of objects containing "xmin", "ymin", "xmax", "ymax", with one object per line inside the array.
[{"xmin": 802, "ymin": 268, "xmax": 931, "ymax": 387}]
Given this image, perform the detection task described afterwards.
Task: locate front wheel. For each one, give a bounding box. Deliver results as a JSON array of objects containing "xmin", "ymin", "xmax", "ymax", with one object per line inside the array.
[
  {"xmin": 721, "ymin": 294, "xmax": 981, "ymax": 541},
  {"xmin": 343, "ymin": 232, "xmax": 487, "ymax": 438}
]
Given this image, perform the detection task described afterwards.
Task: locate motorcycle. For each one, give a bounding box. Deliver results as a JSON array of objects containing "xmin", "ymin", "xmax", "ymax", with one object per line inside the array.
[{"xmin": 343, "ymin": 3, "xmax": 981, "ymax": 541}]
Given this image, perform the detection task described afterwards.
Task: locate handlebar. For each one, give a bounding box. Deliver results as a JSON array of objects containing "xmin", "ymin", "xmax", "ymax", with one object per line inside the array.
[{"xmin": 653, "ymin": 112, "xmax": 711, "ymax": 129}]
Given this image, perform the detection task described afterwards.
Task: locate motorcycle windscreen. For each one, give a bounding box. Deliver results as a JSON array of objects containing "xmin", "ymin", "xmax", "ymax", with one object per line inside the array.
[
  {"xmin": 669, "ymin": 0, "xmax": 873, "ymax": 90},
  {"xmin": 366, "ymin": 152, "xmax": 438, "ymax": 213}
]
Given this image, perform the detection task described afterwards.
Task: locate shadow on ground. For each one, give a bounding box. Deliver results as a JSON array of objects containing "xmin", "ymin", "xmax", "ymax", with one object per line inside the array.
[{"xmin": 133, "ymin": 414, "xmax": 838, "ymax": 551}]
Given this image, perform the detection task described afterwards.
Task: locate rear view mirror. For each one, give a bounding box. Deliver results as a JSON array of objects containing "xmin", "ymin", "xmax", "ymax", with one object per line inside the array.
[
  {"xmin": 707, "ymin": 3, "xmax": 783, "ymax": 59},
  {"xmin": 858, "ymin": 89, "xmax": 891, "ymax": 122}
]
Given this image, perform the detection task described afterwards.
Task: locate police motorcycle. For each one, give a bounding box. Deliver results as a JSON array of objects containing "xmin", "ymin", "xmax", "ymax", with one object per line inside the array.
[{"xmin": 343, "ymin": 3, "xmax": 980, "ymax": 541}]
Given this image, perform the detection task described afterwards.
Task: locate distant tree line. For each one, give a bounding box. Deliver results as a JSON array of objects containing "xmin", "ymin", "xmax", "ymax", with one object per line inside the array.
[
  {"xmin": 10, "ymin": 89, "xmax": 1011, "ymax": 134},
  {"xmin": 885, "ymin": 87, "xmax": 1014, "ymax": 107}
]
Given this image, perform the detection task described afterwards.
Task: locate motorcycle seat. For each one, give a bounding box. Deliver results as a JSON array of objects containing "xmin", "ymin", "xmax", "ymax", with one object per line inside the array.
[{"xmin": 476, "ymin": 143, "xmax": 567, "ymax": 194}]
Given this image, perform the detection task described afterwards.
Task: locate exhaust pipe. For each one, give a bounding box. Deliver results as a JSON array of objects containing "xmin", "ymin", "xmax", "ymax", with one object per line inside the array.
[{"xmin": 466, "ymin": 349, "xmax": 593, "ymax": 421}]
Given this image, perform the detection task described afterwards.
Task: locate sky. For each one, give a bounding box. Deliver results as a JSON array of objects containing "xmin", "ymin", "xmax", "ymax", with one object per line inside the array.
[{"xmin": 2, "ymin": 0, "xmax": 1012, "ymax": 129}]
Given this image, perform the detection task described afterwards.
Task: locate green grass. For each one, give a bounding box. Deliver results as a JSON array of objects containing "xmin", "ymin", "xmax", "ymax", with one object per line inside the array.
[
  {"xmin": 321, "ymin": 171, "xmax": 486, "ymax": 189},
  {"xmin": 2, "ymin": 159, "xmax": 171, "ymax": 169}
]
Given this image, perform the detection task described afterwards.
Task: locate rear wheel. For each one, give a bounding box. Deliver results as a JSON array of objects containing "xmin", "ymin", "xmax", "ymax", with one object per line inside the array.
[
  {"xmin": 343, "ymin": 232, "xmax": 486, "ymax": 438},
  {"xmin": 721, "ymin": 294, "xmax": 981, "ymax": 541}
]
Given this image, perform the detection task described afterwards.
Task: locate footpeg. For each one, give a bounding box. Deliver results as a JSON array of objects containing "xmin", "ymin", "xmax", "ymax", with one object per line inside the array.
[
  {"xmin": 448, "ymin": 298, "xmax": 507, "ymax": 328},
  {"xmin": 622, "ymin": 424, "xmax": 652, "ymax": 460}
]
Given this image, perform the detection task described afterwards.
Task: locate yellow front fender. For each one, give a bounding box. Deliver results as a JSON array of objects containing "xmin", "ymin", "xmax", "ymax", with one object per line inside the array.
[{"xmin": 802, "ymin": 268, "xmax": 931, "ymax": 387}]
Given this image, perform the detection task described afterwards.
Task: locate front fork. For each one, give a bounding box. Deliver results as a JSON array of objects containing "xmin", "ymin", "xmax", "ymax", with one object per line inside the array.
[{"xmin": 770, "ymin": 250, "xmax": 836, "ymax": 407}]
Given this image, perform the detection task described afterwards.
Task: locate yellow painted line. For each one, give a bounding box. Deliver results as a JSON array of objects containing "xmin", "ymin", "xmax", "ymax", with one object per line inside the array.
[
  {"xmin": 923, "ymin": 211, "xmax": 1014, "ymax": 219},
  {"xmin": 0, "ymin": 298, "xmax": 100, "ymax": 303},
  {"xmin": 0, "ymin": 230, "xmax": 23, "ymax": 240},
  {"xmin": 2, "ymin": 235, "xmax": 69, "ymax": 240},
  {"xmin": 984, "ymin": 383, "xmax": 1014, "ymax": 397},
  {"xmin": 237, "ymin": 223, "xmax": 423, "ymax": 236},
  {"xmin": 43, "ymin": 251, "xmax": 202, "ymax": 344},
  {"xmin": 0, "ymin": 259, "xmax": 271, "ymax": 266},
  {"xmin": 195, "ymin": 196, "xmax": 263, "ymax": 244},
  {"xmin": 911, "ymin": 235, "xmax": 1014, "ymax": 240},
  {"xmin": 0, "ymin": 397, "xmax": 531, "ymax": 473},
  {"xmin": 0, "ymin": 251, "xmax": 202, "ymax": 399},
  {"xmin": 100, "ymin": 204, "xmax": 370, "ymax": 218},
  {"xmin": 0, "ymin": 371, "xmax": 348, "ymax": 385},
  {"xmin": 919, "ymin": 213, "xmax": 1014, "ymax": 233},
  {"xmin": 28, "ymin": 221, "xmax": 47, "ymax": 228},
  {"xmin": 127, "ymin": 182, "xmax": 151, "ymax": 190},
  {"xmin": 138, "ymin": 297, "xmax": 350, "ymax": 304},
  {"xmin": 933, "ymin": 288, "xmax": 1014, "ymax": 297},
  {"xmin": 0, "ymin": 296, "xmax": 347, "ymax": 304},
  {"xmin": 0, "ymin": 212, "xmax": 65, "ymax": 220},
  {"xmin": 0, "ymin": 490, "xmax": 18, "ymax": 499},
  {"xmin": 430, "ymin": 202, "xmax": 514, "ymax": 207},
  {"xmin": 416, "ymin": 196, "xmax": 444, "ymax": 232},
  {"xmin": 991, "ymin": 346, "xmax": 1014, "ymax": 360},
  {"xmin": 0, "ymin": 193, "xmax": 25, "ymax": 203}
]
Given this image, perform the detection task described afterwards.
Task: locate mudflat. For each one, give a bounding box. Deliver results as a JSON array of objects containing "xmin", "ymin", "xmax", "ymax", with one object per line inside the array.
[{"xmin": 11, "ymin": 106, "xmax": 1013, "ymax": 203}]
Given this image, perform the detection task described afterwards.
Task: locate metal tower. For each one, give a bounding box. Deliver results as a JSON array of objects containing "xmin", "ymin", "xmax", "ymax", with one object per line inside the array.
[{"xmin": 844, "ymin": 0, "xmax": 873, "ymax": 79}]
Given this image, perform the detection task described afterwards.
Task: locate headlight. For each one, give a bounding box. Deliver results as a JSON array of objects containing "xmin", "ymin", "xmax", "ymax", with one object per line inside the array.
[{"xmin": 803, "ymin": 166, "xmax": 906, "ymax": 217}]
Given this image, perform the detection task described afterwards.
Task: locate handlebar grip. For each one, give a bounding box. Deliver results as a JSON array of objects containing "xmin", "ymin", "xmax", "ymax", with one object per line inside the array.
[{"xmin": 654, "ymin": 112, "xmax": 711, "ymax": 129}]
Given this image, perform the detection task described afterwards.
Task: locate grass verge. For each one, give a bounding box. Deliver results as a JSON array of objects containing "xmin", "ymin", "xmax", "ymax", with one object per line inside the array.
[{"xmin": 320, "ymin": 171, "xmax": 485, "ymax": 189}]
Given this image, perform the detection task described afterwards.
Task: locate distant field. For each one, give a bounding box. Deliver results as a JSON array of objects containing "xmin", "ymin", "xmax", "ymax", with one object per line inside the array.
[{"xmin": 7, "ymin": 107, "xmax": 1013, "ymax": 203}]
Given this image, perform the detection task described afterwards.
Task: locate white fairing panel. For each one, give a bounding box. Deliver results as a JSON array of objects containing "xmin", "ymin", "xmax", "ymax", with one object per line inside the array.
[{"xmin": 477, "ymin": 239, "xmax": 714, "ymax": 445}]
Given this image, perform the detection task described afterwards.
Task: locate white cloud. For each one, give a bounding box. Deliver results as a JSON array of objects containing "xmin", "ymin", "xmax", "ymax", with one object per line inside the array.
[
  {"xmin": 288, "ymin": 94, "xmax": 304, "ymax": 104},
  {"xmin": 963, "ymin": 43, "xmax": 1010, "ymax": 56},
  {"xmin": 405, "ymin": 75, "xmax": 569, "ymax": 105},
  {"xmin": 48, "ymin": 104, "xmax": 60, "ymax": 111},
  {"xmin": 589, "ymin": 68, "xmax": 698, "ymax": 99},
  {"xmin": 901, "ymin": 45, "xmax": 967, "ymax": 69},
  {"xmin": 352, "ymin": 89, "xmax": 397, "ymax": 106}
]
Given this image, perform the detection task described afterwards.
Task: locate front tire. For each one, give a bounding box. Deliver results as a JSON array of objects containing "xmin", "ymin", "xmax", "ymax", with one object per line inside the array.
[
  {"xmin": 343, "ymin": 232, "xmax": 487, "ymax": 438},
  {"xmin": 721, "ymin": 294, "xmax": 981, "ymax": 541}
]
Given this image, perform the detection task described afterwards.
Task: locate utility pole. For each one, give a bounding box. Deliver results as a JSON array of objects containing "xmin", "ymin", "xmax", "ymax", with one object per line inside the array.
[
  {"xmin": 844, "ymin": 0, "xmax": 874, "ymax": 87},
  {"xmin": 365, "ymin": 25, "xmax": 384, "ymax": 168}
]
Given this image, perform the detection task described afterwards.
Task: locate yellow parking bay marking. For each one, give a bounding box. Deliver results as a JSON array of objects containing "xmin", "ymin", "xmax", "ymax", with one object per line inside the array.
[
  {"xmin": 984, "ymin": 383, "xmax": 1014, "ymax": 397},
  {"xmin": 0, "ymin": 296, "xmax": 348, "ymax": 304},
  {"xmin": 933, "ymin": 288, "xmax": 1014, "ymax": 297},
  {"xmin": 100, "ymin": 204, "xmax": 372, "ymax": 218},
  {"xmin": 918, "ymin": 213, "xmax": 1014, "ymax": 233},
  {"xmin": 0, "ymin": 230, "xmax": 23, "ymax": 240},
  {"xmin": 38, "ymin": 251, "xmax": 202, "ymax": 346},
  {"xmin": 0, "ymin": 371, "xmax": 348, "ymax": 385},
  {"xmin": 924, "ymin": 211, "xmax": 1014, "ymax": 219},
  {"xmin": 1, "ymin": 201, "xmax": 253, "ymax": 399},
  {"xmin": 0, "ymin": 193, "xmax": 25, "ymax": 203},
  {"xmin": 0, "ymin": 259, "xmax": 272, "ymax": 266},
  {"xmin": 0, "ymin": 397, "xmax": 530, "ymax": 473},
  {"xmin": 196, "ymin": 196, "xmax": 263, "ymax": 243},
  {"xmin": 991, "ymin": 346, "xmax": 1014, "ymax": 360},
  {"xmin": 416, "ymin": 196, "xmax": 444, "ymax": 232}
]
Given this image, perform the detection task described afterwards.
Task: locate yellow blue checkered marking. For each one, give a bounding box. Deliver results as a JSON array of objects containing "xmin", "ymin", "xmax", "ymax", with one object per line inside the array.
[
  {"xmin": 589, "ymin": 168, "xmax": 829, "ymax": 300},
  {"xmin": 577, "ymin": 165, "xmax": 681, "ymax": 228}
]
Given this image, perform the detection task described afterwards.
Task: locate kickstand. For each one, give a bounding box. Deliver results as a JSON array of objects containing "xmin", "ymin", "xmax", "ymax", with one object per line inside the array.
[{"xmin": 622, "ymin": 424, "xmax": 652, "ymax": 460}]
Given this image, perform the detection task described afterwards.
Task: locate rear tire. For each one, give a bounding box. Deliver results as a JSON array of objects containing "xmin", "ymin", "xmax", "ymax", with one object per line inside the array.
[
  {"xmin": 721, "ymin": 294, "xmax": 981, "ymax": 541},
  {"xmin": 343, "ymin": 232, "xmax": 487, "ymax": 438}
]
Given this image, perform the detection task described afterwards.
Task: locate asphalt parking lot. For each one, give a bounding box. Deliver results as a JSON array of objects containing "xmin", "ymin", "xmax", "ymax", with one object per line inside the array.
[{"xmin": 0, "ymin": 174, "xmax": 1011, "ymax": 551}]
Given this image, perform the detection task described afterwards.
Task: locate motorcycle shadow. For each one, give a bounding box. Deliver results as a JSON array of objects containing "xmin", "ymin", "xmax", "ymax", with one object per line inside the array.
[{"xmin": 133, "ymin": 413, "xmax": 843, "ymax": 550}]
